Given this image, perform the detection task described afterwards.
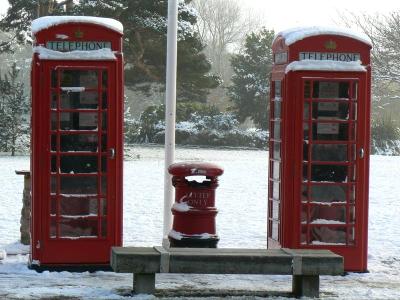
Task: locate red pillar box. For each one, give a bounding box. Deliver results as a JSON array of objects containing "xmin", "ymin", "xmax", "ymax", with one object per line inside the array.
[{"xmin": 168, "ymin": 162, "xmax": 223, "ymax": 248}]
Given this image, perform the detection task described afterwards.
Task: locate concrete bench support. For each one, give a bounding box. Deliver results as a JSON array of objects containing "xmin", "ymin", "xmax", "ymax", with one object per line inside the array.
[{"xmin": 111, "ymin": 247, "xmax": 343, "ymax": 298}]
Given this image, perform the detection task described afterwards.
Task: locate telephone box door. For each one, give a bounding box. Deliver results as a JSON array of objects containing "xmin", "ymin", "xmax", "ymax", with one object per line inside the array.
[
  {"xmin": 41, "ymin": 62, "xmax": 118, "ymax": 264},
  {"xmin": 295, "ymin": 73, "xmax": 368, "ymax": 271}
]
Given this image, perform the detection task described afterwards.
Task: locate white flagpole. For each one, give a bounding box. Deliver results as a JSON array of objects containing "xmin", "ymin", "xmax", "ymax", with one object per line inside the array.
[{"xmin": 163, "ymin": 0, "xmax": 178, "ymax": 248}]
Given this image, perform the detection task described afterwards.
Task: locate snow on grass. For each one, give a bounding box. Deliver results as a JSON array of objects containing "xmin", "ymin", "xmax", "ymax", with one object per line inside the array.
[{"xmin": 0, "ymin": 147, "xmax": 400, "ymax": 299}]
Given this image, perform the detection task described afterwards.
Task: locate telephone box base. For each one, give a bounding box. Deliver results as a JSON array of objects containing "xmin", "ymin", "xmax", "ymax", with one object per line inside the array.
[
  {"xmin": 169, "ymin": 237, "xmax": 219, "ymax": 248},
  {"xmin": 28, "ymin": 262, "xmax": 112, "ymax": 273}
]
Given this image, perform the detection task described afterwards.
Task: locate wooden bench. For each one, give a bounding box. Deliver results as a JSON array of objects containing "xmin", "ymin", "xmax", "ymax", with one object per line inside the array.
[{"xmin": 111, "ymin": 247, "xmax": 344, "ymax": 298}]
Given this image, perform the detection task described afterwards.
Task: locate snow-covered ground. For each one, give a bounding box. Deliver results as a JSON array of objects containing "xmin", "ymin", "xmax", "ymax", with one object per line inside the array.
[{"xmin": 0, "ymin": 146, "xmax": 399, "ymax": 299}]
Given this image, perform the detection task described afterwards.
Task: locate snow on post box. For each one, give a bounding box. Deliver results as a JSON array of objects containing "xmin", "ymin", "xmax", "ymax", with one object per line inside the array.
[
  {"xmin": 30, "ymin": 16, "xmax": 124, "ymax": 271},
  {"xmin": 267, "ymin": 27, "xmax": 371, "ymax": 272},
  {"xmin": 168, "ymin": 162, "xmax": 224, "ymax": 248}
]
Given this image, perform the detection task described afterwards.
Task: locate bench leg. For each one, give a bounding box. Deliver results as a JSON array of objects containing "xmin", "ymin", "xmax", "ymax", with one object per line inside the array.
[
  {"xmin": 292, "ymin": 275, "xmax": 319, "ymax": 298},
  {"xmin": 133, "ymin": 273, "xmax": 155, "ymax": 294}
]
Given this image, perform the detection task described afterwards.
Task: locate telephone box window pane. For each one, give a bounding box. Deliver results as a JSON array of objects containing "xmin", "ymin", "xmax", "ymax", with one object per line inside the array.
[
  {"xmin": 301, "ymin": 205, "xmax": 308, "ymax": 223},
  {"xmin": 60, "ymin": 91, "xmax": 99, "ymax": 109},
  {"xmin": 351, "ymin": 103, "xmax": 357, "ymax": 120},
  {"xmin": 51, "ymin": 176, "xmax": 57, "ymax": 193},
  {"xmin": 349, "ymin": 205, "xmax": 355, "ymax": 223},
  {"xmin": 348, "ymin": 226, "xmax": 355, "ymax": 245},
  {"xmin": 274, "ymin": 101, "xmax": 281, "ymax": 119},
  {"xmin": 61, "ymin": 70, "xmax": 98, "ymax": 88},
  {"xmin": 313, "ymin": 102, "xmax": 349, "ymax": 120},
  {"xmin": 303, "ymin": 142, "xmax": 309, "ymax": 161},
  {"xmin": 273, "ymin": 122, "xmax": 281, "ymax": 139},
  {"xmin": 61, "ymin": 134, "xmax": 99, "ymax": 152},
  {"xmin": 313, "ymin": 123, "xmax": 349, "ymax": 141},
  {"xmin": 102, "ymin": 91, "xmax": 108, "ymax": 109},
  {"xmin": 311, "ymin": 226, "xmax": 346, "ymax": 244},
  {"xmin": 312, "ymin": 81, "xmax": 350, "ymax": 99},
  {"xmin": 311, "ymin": 144, "xmax": 348, "ymax": 162},
  {"xmin": 352, "ymin": 82, "xmax": 358, "ymax": 100},
  {"xmin": 304, "ymin": 81, "xmax": 311, "ymax": 98},
  {"xmin": 271, "ymin": 222, "xmax": 279, "ymax": 240},
  {"xmin": 59, "ymin": 196, "xmax": 98, "ymax": 216},
  {"xmin": 50, "ymin": 218, "xmax": 57, "ymax": 238},
  {"xmin": 102, "ymin": 70, "xmax": 108, "ymax": 88},
  {"xmin": 349, "ymin": 185, "xmax": 356, "ymax": 204},
  {"xmin": 310, "ymin": 205, "xmax": 346, "ymax": 223},
  {"xmin": 102, "ymin": 112, "xmax": 107, "ymax": 130},
  {"xmin": 101, "ymin": 198, "xmax": 107, "ymax": 215},
  {"xmin": 303, "ymin": 102, "xmax": 309, "ymax": 119},
  {"xmin": 50, "ymin": 197, "xmax": 57, "ymax": 215},
  {"xmin": 273, "ymin": 182, "xmax": 280, "ymax": 199},
  {"xmin": 274, "ymin": 81, "xmax": 281, "ymax": 99},
  {"xmin": 301, "ymin": 185, "xmax": 308, "ymax": 202},
  {"xmin": 272, "ymin": 161, "xmax": 280, "ymax": 180},
  {"xmin": 101, "ymin": 175, "xmax": 107, "ymax": 195},
  {"xmin": 59, "ymin": 218, "xmax": 98, "ymax": 238},
  {"xmin": 101, "ymin": 134, "xmax": 107, "ymax": 152},
  {"xmin": 310, "ymin": 165, "xmax": 348, "ymax": 182},
  {"xmin": 51, "ymin": 70, "xmax": 57, "ymax": 88},
  {"xmin": 51, "ymin": 113, "xmax": 58, "ymax": 130},
  {"xmin": 272, "ymin": 201, "xmax": 280, "ymax": 219},
  {"xmin": 59, "ymin": 156, "xmax": 98, "ymax": 174},
  {"xmin": 303, "ymin": 123, "xmax": 309, "ymax": 140},
  {"xmin": 101, "ymin": 218, "xmax": 107, "ymax": 237},
  {"xmin": 301, "ymin": 226, "xmax": 307, "ymax": 244},
  {"xmin": 51, "ymin": 92, "xmax": 58, "ymax": 109},
  {"xmin": 60, "ymin": 176, "xmax": 98, "ymax": 194},
  {"xmin": 273, "ymin": 142, "xmax": 281, "ymax": 159},
  {"xmin": 310, "ymin": 185, "xmax": 347, "ymax": 203},
  {"xmin": 59, "ymin": 112, "xmax": 98, "ymax": 130}
]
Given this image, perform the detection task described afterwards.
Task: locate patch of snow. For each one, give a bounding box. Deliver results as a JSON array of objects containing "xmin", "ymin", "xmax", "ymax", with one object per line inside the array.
[
  {"xmin": 33, "ymin": 46, "xmax": 117, "ymax": 60},
  {"xmin": 310, "ymin": 219, "xmax": 346, "ymax": 225},
  {"xmin": 276, "ymin": 26, "xmax": 372, "ymax": 46},
  {"xmin": 61, "ymin": 87, "xmax": 85, "ymax": 92},
  {"xmin": 168, "ymin": 229, "xmax": 183, "ymax": 240},
  {"xmin": 286, "ymin": 60, "xmax": 367, "ymax": 73},
  {"xmin": 32, "ymin": 16, "xmax": 123, "ymax": 35},
  {"xmin": 55, "ymin": 34, "xmax": 69, "ymax": 40},
  {"xmin": 311, "ymin": 241, "xmax": 346, "ymax": 246},
  {"xmin": 4, "ymin": 242, "xmax": 30, "ymax": 255},
  {"xmin": 172, "ymin": 202, "xmax": 192, "ymax": 212}
]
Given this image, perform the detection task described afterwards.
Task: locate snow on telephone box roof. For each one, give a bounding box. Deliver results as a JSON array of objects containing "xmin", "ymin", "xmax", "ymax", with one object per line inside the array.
[
  {"xmin": 275, "ymin": 26, "xmax": 372, "ymax": 46},
  {"xmin": 31, "ymin": 16, "xmax": 123, "ymax": 35},
  {"xmin": 285, "ymin": 60, "xmax": 367, "ymax": 73}
]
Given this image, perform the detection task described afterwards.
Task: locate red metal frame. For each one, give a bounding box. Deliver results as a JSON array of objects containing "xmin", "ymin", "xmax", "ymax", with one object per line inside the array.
[
  {"xmin": 268, "ymin": 31, "xmax": 371, "ymax": 272},
  {"xmin": 30, "ymin": 21, "xmax": 123, "ymax": 268}
]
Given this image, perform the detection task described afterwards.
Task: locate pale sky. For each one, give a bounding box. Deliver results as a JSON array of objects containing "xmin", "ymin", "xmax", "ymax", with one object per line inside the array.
[{"xmin": 0, "ymin": 0, "xmax": 399, "ymax": 31}]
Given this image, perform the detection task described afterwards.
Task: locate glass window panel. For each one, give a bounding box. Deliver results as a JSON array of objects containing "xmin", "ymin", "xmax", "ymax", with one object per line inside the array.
[
  {"xmin": 312, "ymin": 144, "xmax": 348, "ymax": 162},
  {"xmin": 50, "ymin": 218, "xmax": 57, "ymax": 238},
  {"xmin": 274, "ymin": 81, "xmax": 281, "ymax": 99},
  {"xmin": 303, "ymin": 102, "xmax": 309, "ymax": 120},
  {"xmin": 352, "ymin": 82, "xmax": 358, "ymax": 100},
  {"xmin": 312, "ymin": 81, "xmax": 350, "ymax": 99},
  {"xmin": 301, "ymin": 226, "xmax": 308, "ymax": 244},
  {"xmin": 101, "ymin": 175, "xmax": 107, "ymax": 195},
  {"xmin": 304, "ymin": 81, "xmax": 311, "ymax": 98},
  {"xmin": 313, "ymin": 123, "xmax": 349, "ymax": 141},
  {"xmin": 301, "ymin": 204, "xmax": 308, "ymax": 223},
  {"xmin": 51, "ymin": 197, "xmax": 57, "ymax": 215},
  {"xmin": 273, "ymin": 182, "xmax": 280, "ymax": 199},
  {"xmin": 303, "ymin": 122, "xmax": 309, "ymax": 140},
  {"xmin": 51, "ymin": 92, "xmax": 58, "ymax": 109},
  {"xmin": 59, "ymin": 156, "xmax": 99, "ymax": 174},
  {"xmin": 60, "ymin": 70, "xmax": 98, "ymax": 88},
  {"xmin": 349, "ymin": 185, "xmax": 356, "ymax": 204},
  {"xmin": 273, "ymin": 142, "xmax": 281, "ymax": 160},
  {"xmin": 51, "ymin": 155, "xmax": 57, "ymax": 173},
  {"xmin": 273, "ymin": 121, "xmax": 281, "ymax": 139},
  {"xmin": 271, "ymin": 222, "xmax": 279, "ymax": 240},
  {"xmin": 101, "ymin": 198, "xmax": 107, "ymax": 216},
  {"xmin": 303, "ymin": 142, "xmax": 309, "ymax": 161},
  {"xmin": 310, "ymin": 205, "xmax": 346, "ymax": 223},
  {"xmin": 274, "ymin": 101, "xmax": 281, "ymax": 119},
  {"xmin": 59, "ymin": 196, "xmax": 98, "ymax": 216},
  {"xmin": 272, "ymin": 201, "xmax": 280, "ymax": 219},
  {"xmin": 51, "ymin": 70, "xmax": 58, "ymax": 88},
  {"xmin": 351, "ymin": 103, "xmax": 358, "ymax": 120},
  {"xmin": 303, "ymin": 163, "xmax": 309, "ymax": 181},
  {"xmin": 102, "ymin": 70, "xmax": 108, "ymax": 88},
  {"xmin": 60, "ymin": 91, "xmax": 98, "ymax": 109},
  {"xmin": 58, "ymin": 112, "xmax": 98, "ymax": 130},
  {"xmin": 57, "ymin": 134, "xmax": 99, "ymax": 152},
  {"xmin": 60, "ymin": 176, "xmax": 98, "ymax": 194},
  {"xmin": 101, "ymin": 155, "xmax": 107, "ymax": 173},
  {"xmin": 310, "ymin": 185, "xmax": 347, "ymax": 203},
  {"xmin": 59, "ymin": 218, "xmax": 98, "ymax": 238},
  {"xmin": 51, "ymin": 175, "xmax": 57, "ymax": 193},
  {"xmin": 351, "ymin": 164, "xmax": 357, "ymax": 182},
  {"xmin": 51, "ymin": 112, "xmax": 58, "ymax": 130},
  {"xmin": 348, "ymin": 226, "xmax": 355, "ymax": 245},
  {"xmin": 102, "ymin": 91, "xmax": 108, "ymax": 109},
  {"xmin": 310, "ymin": 165, "xmax": 348, "ymax": 182},
  {"xmin": 349, "ymin": 205, "xmax": 356, "ymax": 223},
  {"xmin": 301, "ymin": 185, "xmax": 308, "ymax": 202},
  {"xmin": 272, "ymin": 161, "xmax": 280, "ymax": 180},
  {"xmin": 312, "ymin": 102, "xmax": 349, "ymax": 120},
  {"xmin": 101, "ymin": 134, "xmax": 107, "ymax": 152},
  {"xmin": 102, "ymin": 112, "xmax": 107, "ymax": 130},
  {"xmin": 310, "ymin": 226, "xmax": 347, "ymax": 244}
]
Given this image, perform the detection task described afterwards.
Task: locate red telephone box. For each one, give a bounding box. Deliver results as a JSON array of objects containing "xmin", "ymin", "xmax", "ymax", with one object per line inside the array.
[
  {"xmin": 268, "ymin": 27, "xmax": 371, "ymax": 272},
  {"xmin": 30, "ymin": 16, "xmax": 124, "ymax": 270}
]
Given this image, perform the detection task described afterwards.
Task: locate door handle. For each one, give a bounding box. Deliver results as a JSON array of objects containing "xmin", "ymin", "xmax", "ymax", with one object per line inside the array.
[
  {"xmin": 109, "ymin": 148, "xmax": 115, "ymax": 159},
  {"xmin": 359, "ymin": 147, "xmax": 364, "ymax": 159}
]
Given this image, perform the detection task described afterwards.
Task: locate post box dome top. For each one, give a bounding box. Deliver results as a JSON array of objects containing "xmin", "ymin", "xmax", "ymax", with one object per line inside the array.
[
  {"xmin": 275, "ymin": 26, "xmax": 372, "ymax": 47},
  {"xmin": 31, "ymin": 16, "xmax": 123, "ymax": 35},
  {"xmin": 169, "ymin": 162, "xmax": 224, "ymax": 177}
]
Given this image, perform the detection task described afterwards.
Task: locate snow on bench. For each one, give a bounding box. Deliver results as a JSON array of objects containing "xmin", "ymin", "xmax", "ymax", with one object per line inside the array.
[{"xmin": 111, "ymin": 247, "xmax": 344, "ymax": 298}]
